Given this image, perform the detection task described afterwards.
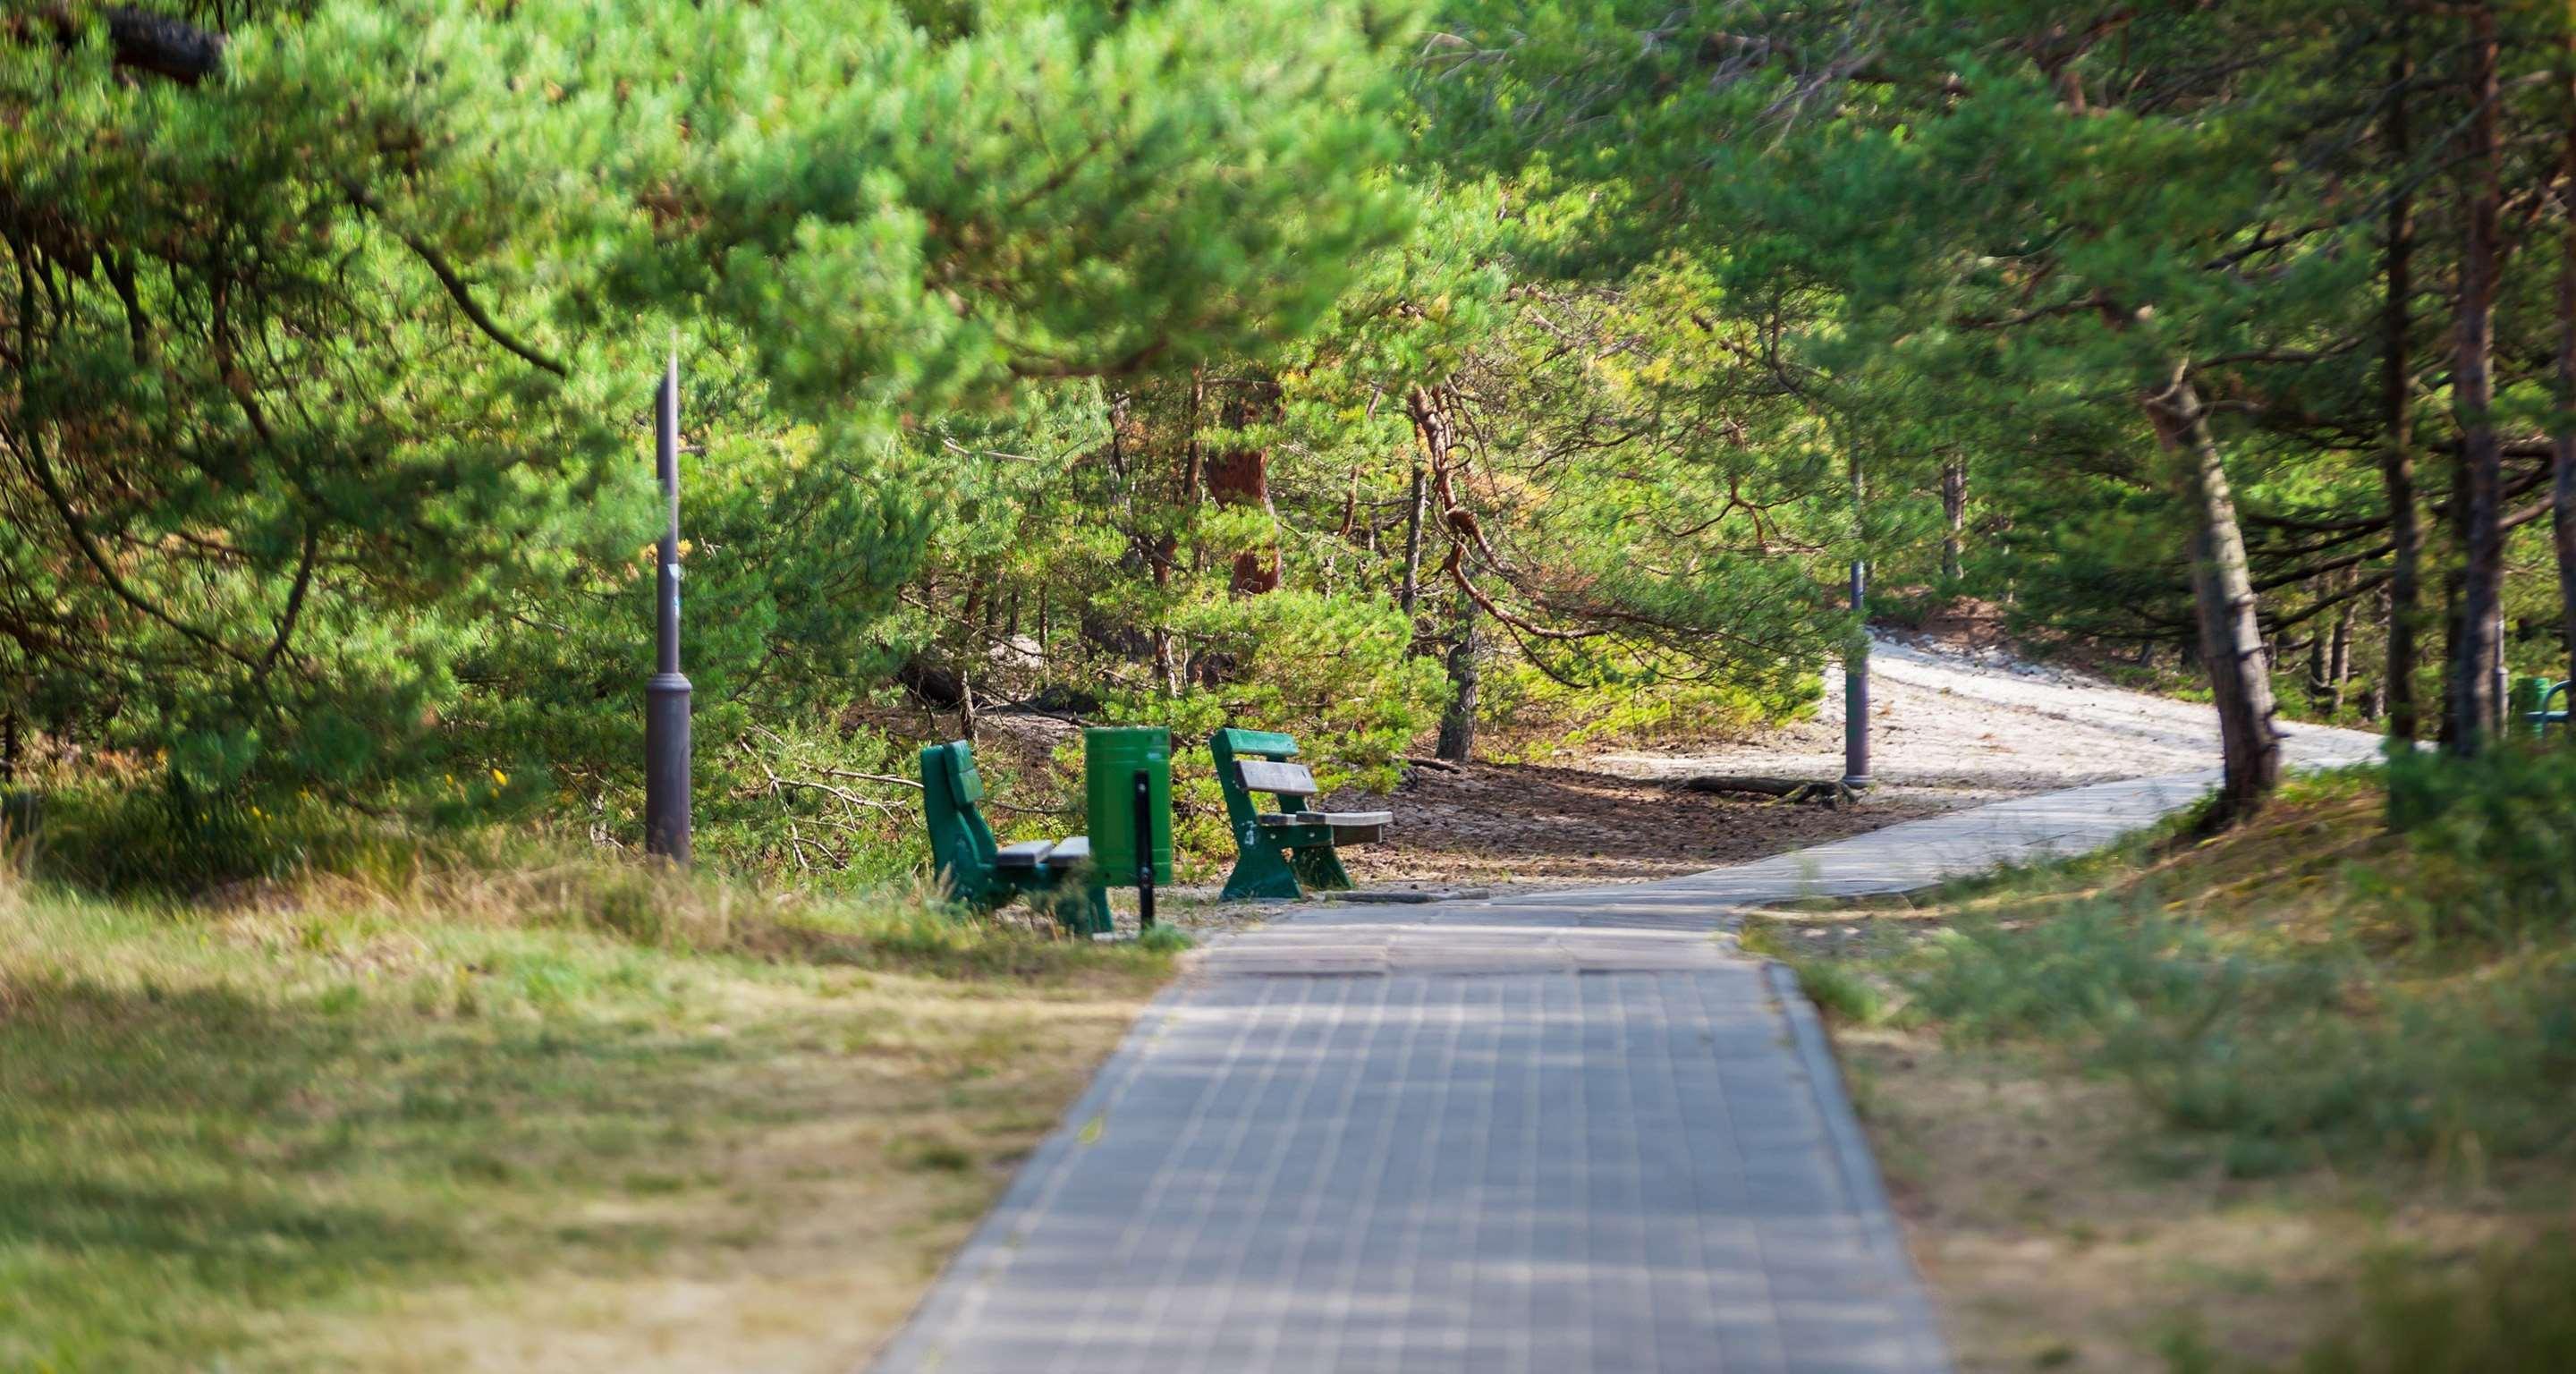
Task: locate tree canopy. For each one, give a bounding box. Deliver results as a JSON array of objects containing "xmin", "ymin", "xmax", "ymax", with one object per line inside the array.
[{"xmin": 9, "ymin": 0, "xmax": 2576, "ymax": 864}]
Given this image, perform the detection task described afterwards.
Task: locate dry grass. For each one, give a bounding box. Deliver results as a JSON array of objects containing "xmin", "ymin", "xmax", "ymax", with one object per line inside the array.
[
  {"xmin": 1835, "ymin": 1030, "xmax": 2564, "ymax": 1372},
  {"xmin": 1746, "ymin": 770, "xmax": 2576, "ymax": 1371},
  {"xmin": 0, "ymin": 845, "xmax": 1174, "ymax": 1373}
]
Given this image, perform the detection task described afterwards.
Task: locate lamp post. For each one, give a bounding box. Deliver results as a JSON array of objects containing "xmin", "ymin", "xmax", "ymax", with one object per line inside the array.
[
  {"xmin": 1842, "ymin": 450, "xmax": 1871, "ymax": 792},
  {"xmin": 1843, "ymin": 556, "xmax": 1871, "ymax": 791},
  {"xmin": 645, "ymin": 352, "xmax": 693, "ymax": 863}
]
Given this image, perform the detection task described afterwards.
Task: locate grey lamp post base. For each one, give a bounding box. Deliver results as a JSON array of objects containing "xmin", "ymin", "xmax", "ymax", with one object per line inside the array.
[
  {"xmin": 645, "ymin": 671, "xmax": 692, "ymax": 864},
  {"xmin": 1841, "ymin": 660, "xmax": 1873, "ymax": 791},
  {"xmin": 643, "ymin": 351, "xmax": 692, "ymax": 864}
]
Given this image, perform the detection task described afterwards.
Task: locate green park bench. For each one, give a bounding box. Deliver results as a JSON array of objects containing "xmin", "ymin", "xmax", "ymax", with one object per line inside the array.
[
  {"xmin": 918, "ymin": 739, "xmax": 1110, "ymax": 935},
  {"xmin": 2521, "ymin": 677, "xmax": 2570, "ymax": 738},
  {"xmin": 1211, "ymin": 727, "xmax": 1393, "ymax": 902}
]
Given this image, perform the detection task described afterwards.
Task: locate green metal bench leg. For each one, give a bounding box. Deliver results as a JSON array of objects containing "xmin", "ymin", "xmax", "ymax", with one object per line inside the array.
[
  {"xmin": 1077, "ymin": 880, "xmax": 1114, "ymax": 937},
  {"xmin": 1290, "ymin": 844, "xmax": 1352, "ymax": 892},
  {"xmin": 1220, "ymin": 830, "xmax": 1307, "ymax": 901}
]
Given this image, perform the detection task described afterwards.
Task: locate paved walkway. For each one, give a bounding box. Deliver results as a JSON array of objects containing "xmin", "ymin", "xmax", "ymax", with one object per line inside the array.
[{"xmin": 869, "ymin": 767, "xmax": 2349, "ymax": 1374}]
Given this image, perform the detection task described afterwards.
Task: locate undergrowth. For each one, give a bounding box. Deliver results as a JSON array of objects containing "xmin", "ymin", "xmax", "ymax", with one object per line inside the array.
[
  {"xmin": 2241, "ymin": 1229, "xmax": 2576, "ymax": 1374},
  {"xmin": 1780, "ymin": 759, "xmax": 2576, "ymax": 1175}
]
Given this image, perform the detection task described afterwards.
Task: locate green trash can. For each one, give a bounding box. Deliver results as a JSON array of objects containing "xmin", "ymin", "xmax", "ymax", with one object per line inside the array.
[{"xmin": 1085, "ymin": 727, "xmax": 1173, "ymax": 924}]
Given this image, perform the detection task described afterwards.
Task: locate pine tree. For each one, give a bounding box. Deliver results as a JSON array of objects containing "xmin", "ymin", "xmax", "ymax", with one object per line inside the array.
[{"xmin": 4, "ymin": 0, "xmax": 1428, "ymax": 820}]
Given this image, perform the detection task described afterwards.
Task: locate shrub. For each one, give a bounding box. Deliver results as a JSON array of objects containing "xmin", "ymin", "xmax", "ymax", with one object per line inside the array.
[
  {"xmin": 2257, "ymin": 1231, "xmax": 2576, "ymax": 1374},
  {"xmin": 1794, "ymin": 958, "xmax": 1885, "ymax": 1025},
  {"xmin": 1890, "ymin": 892, "xmax": 2576, "ymax": 1173},
  {"xmin": 2385, "ymin": 745, "xmax": 2576, "ymax": 943},
  {"xmin": 28, "ymin": 777, "xmax": 426, "ymax": 896}
]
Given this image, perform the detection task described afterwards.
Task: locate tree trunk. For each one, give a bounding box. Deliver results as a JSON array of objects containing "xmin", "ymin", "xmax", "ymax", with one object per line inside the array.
[
  {"xmin": 2328, "ymin": 596, "xmax": 2353, "ymax": 716},
  {"xmin": 2146, "ymin": 370, "xmax": 2282, "ymax": 827},
  {"xmin": 1402, "ymin": 385, "xmax": 1446, "ymax": 623},
  {"xmin": 2557, "ymin": 21, "xmax": 2576, "ymax": 686},
  {"xmin": 1400, "ymin": 462, "xmax": 1427, "ymax": 615},
  {"xmin": 34, "ymin": 6, "xmax": 227, "ymax": 84},
  {"xmin": 2445, "ymin": 2, "xmax": 2505, "ymax": 755},
  {"xmin": 2437, "ymin": 570, "xmax": 2462, "ymax": 748},
  {"xmin": 1208, "ymin": 376, "xmax": 1282, "ymax": 595},
  {"xmin": 1940, "ymin": 457, "xmax": 1966, "ymax": 582},
  {"xmin": 1435, "ymin": 577, "xmax": 1480, "ymax": 763},
  {"xmin": 958, "ymin": 577, "xmax": 985, "ymax": 741},
  {"xmin": 2380, "ymin": 4, "xmax": 2425, "ymax": 745}
]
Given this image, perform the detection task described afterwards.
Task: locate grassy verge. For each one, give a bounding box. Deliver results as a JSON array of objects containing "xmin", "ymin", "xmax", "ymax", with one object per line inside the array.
[
  {"xmin": 0, "ymin": 837, "xmax": 1178, "ymax": 1373},
  {"xmin": 1744, "ymin": 760, "xmax": 2576, "ymax": 1372}
]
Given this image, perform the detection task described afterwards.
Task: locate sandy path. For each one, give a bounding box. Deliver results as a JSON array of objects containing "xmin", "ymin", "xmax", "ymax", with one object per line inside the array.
[
  {"xmin": 1603, "ymin": 633, "xmax": 2379, "ymax": 797},
  {"xmin": 1323, "ymin": 635, "xmax": 2384, "ymax": 893}
]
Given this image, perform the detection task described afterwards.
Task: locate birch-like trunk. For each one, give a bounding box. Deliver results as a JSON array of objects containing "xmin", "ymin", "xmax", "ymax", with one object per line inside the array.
[{"xmin": 2146, "ymin": 372, "xmax": 2282, "ymax": 827}]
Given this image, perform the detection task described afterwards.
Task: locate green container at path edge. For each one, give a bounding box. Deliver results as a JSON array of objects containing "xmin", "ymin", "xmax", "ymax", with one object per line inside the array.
[{"xmin": 1085, "ymin": 726, "xmax": 1173, "ymax": 886}]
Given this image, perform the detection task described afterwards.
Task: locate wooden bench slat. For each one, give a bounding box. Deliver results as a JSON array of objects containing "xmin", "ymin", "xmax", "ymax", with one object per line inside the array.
[
  {"xmin": 1237, "ymin": 759, "xmax": 1318, "ymax": 796},
  {"xmin": 1323, "ymin": 810, "xmax": 1390, "ymax": 846},
  {"xmin": 993, "ymin": 838, "xmax": 1055, "ymax": 869},
  {"xmin": 1041, "ymin": 835, "xmax": 1090, "ymax": 869}
]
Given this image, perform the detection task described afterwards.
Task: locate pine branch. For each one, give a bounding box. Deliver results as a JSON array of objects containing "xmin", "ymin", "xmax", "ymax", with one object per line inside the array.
[{"xmin": 343, "ymin": 183, "xmax": 570, "ymax": 377}]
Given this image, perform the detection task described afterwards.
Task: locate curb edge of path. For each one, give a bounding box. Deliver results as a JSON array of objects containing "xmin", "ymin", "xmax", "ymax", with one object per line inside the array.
[{"xmin": 1764, "ymin": 960, "xmax": 1955, "ymax": 1370}]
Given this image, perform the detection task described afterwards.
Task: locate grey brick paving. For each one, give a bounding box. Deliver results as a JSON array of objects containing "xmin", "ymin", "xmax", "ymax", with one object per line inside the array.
[{"xmin": 870, "ymin": 764, "xmax": 2371, "ymax": 1374}]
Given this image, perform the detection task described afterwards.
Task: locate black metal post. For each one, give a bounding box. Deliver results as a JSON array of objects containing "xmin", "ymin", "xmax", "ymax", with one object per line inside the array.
[
  {"xmin": 645, "ymin": 352, "xmax": 693, "ymax": 863},
  {"xmin": 1843, "ymin": 557, "xmax": 1871, "ymax": 790},
  {"xmin": 1131, "ymin": 768, "xmax": 1156, "ymax": 930}
]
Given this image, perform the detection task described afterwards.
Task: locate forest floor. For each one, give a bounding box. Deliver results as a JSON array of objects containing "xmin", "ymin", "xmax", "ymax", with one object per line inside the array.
[{"xmin": 1315, "ymin": 630, "xmax": 2368, "ymax": 895}]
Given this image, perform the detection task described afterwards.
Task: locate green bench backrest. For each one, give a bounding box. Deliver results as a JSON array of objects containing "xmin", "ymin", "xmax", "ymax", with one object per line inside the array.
[
  {"xmin": 919, "ymin": 740, "xmax": 998, "ymax": 885},
  {"xmin": 1212, "ymin": 727, "xmax": 1315, "ymax": 834},
  {"xmin": 1214, "ymin": 727, "xmax": 1300, "ymax": 759},
  {"xmin": 933, "ymin": 739, "xmax": 987, "ymax": 805}
]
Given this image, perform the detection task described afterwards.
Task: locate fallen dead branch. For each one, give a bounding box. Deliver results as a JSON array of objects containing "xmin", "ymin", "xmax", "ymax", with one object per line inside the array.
[{"xmin": 1673, "ymin": 775, "xmax": 1859, "ymax": 808}]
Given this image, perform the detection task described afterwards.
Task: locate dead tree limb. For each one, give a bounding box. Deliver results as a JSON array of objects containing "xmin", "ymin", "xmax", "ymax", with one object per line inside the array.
[
  {"xmin": 1674, "ymin": 775, "xmax": 1859, "ymax": 807},
  {"xmin": 23, "ymin": 5, "xmax": 225, "ymax": 83}
]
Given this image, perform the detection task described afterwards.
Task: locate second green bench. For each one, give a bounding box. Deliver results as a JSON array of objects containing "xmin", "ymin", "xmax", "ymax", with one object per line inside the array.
[
  {"xmin": 919, "ymin": 739, "xmax": 1110, "ymax": 935},
  {"xmin": 1211, "ymin": 727, "xmax": 1392, "ymax": 902}
]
